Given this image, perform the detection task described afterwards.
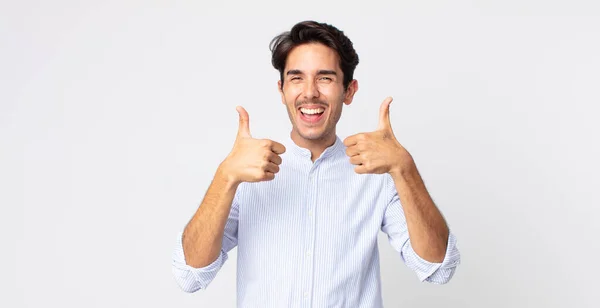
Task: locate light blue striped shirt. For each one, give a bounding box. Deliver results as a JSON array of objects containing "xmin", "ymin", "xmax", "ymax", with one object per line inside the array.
[{"xmin": 172, "ymin": 135, "xmax": 460, "ymax": 307}]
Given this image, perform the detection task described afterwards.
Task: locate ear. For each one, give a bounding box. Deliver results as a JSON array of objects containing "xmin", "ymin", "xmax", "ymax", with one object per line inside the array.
[
  {"xmin": 277, "ymin": 80, "xmax": 285, "ymax": 105},
  {"xmin": 343, "ymin": 79, "xmax": 359, "ymax": 105}
]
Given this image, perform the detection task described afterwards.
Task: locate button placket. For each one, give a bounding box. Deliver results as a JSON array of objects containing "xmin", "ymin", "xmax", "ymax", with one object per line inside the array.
[{"xmin": 303, "ymin": 166, "xmax": 319, "ymax": 306}]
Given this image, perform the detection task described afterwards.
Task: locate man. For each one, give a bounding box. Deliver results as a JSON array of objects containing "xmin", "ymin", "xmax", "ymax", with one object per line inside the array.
[{"xmin": 172, "ymin": 20, "xmax": 460, "ymax": 307}]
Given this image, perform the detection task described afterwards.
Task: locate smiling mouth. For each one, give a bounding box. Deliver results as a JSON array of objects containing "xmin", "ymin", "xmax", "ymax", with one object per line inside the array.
[{"xmin": 298, "ymin": 106, "xmax": 325, "ymax": 124}]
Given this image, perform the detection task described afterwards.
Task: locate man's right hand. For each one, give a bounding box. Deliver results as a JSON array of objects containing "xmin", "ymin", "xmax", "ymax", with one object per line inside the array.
[{"xmin": 220, "ymin": 106, "xmax": 286, "ymax": 184}]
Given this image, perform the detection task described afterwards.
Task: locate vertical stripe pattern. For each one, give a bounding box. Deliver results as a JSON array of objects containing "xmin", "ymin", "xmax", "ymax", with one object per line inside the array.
[{"xmin": 172, "ymin": 136, "xmax": 461, "ymax": 307}]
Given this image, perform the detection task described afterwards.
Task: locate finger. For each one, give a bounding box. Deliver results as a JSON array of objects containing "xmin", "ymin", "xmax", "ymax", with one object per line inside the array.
[
  {"xmin": 377, "ymin": 96, "xmax": 393, "ymax": 131},
  {"xmin": 343, "ymin": 134, "xmax": 358, "ymax": 147},
  {"xmin": 345, "ymin": 145, "xmax": 361, "ymax": 157},
  {"xmin": 349, "ymin": 154, "xmax": 362, "ymax": 166},
  {"xmin": 267, "ymin": 152, "xmax": 283, "ymax": 165},
  {"xmin": 236, "ymin": 106, "xmax": 251, "ymax": 138},
  {"xmin": 264, "ymin": 162, "xmax": 280, "ymax": 174},
  {"xmin": 270, "ymin": 141, "xmax": 286, "ymax": 155},
  {"xmin": 263, "ymin": 171, "xmax": 275, "ymax": 181},
  {"xmin": 354, "ymin": 165, "xmax": 367, "ymax": 174}
]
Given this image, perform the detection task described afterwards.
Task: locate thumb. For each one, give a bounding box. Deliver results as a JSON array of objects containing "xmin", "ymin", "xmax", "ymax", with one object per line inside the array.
[
  {"xmin": 236, "ymin": 105, "xmax": 251, "ymax": 138},
  {"xmin": 377, "ymin": 97, "xmax": 393, "ymax": 131}
]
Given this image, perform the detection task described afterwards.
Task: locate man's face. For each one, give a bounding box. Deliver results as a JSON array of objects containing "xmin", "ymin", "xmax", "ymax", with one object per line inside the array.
[{"xmin": 278, "ymin": 43, "xmax": 357, "ymax": 142}]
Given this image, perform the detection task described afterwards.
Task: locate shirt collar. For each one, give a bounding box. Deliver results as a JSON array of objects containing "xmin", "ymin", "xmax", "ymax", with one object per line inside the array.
[{"xmin": 285, "ymin": 133, "xmax": 345, "ymax": 161}]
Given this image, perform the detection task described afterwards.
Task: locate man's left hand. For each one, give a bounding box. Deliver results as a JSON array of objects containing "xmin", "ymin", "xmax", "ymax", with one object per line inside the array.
[{"xmin": 343, "ymin": 97, "xmax": 415, "ymax": 176}]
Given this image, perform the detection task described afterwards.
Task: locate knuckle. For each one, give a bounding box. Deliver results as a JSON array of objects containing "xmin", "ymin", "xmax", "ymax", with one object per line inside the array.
[
  {"xmin": 261, "ymin": 139, "xmax": 271, "ymax": 147},
  {"xmin": 260, "ymin": 160, "xmax": 269, "ymax": 169}
]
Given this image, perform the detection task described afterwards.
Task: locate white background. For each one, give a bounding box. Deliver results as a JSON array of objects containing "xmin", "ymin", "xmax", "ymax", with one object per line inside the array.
[{"xmin": 2, "ymin": 1, "xmax": 599, "ymax": 307}]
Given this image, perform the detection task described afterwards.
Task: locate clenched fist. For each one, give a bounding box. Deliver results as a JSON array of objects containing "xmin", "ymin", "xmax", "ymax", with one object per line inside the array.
[
  {"xmin": 343, "ymin": 97, "xmax": 415, "ymax": 176},
  {"xmin": 221, "ymin": 106, "xmax": 286, "ymax": 184}
]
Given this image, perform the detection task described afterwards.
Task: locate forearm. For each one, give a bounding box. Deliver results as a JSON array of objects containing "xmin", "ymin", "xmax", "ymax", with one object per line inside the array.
[
  {"xmin": 390, "ymin": 164, "xmax": 449, "ymax": 263},
  {"xmin": 182, "ymin": 164, "xmax": 239, "ymax": 268}
]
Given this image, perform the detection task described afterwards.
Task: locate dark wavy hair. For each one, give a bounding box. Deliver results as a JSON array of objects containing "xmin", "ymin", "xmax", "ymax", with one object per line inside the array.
[{"xmin": 269, "ymin": 20, "xmax": 359, "ymax": 90}]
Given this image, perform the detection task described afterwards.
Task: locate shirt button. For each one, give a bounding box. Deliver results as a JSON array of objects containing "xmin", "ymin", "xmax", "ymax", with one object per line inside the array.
[
  {"xmin": 306, "ymin": 251, "xmax": 312, "ymax": 257},
  {"xmin": 308, "ymin": 210, "xmax": 313, "ymax": 217},
  {"xmin": 303, "ymin": 292, "xmax": 308, "ymax": 298}
]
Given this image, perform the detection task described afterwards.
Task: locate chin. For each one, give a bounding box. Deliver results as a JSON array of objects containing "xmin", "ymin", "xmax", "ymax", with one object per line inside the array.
[{"xmin": 297, "ymin": 127, "xmax": 331, "ymax": 141}]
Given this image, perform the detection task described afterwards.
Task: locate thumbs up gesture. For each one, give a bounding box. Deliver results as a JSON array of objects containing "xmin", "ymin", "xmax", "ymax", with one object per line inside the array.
[
  {"xmin": 221, "ymin": 106, "xmax": 286, "ymax": 184},
  {"xmin": 343, "ymin": 97, "xmax": 414, "ymax": 176}
]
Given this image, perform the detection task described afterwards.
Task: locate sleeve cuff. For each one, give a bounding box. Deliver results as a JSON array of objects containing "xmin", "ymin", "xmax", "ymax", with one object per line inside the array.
[
  {"xmin": 402, "ymin": 231, "xmax": 460, "ymax": 284},
  {"xmin": 171, "ymin": 232, "xmax": 228, "ymax": 291}
]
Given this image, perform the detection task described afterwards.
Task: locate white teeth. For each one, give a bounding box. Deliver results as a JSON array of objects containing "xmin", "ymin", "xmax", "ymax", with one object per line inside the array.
[{"xmin": 300, "ymin": 108, "xmax": 325, "ymax": 115}]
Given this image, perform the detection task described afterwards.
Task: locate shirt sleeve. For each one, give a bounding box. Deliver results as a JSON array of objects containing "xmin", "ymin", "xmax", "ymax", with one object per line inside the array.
[
  {"xmin": 380, "ymin": 174, "xmax": 460, "ymax": 284},
  {"xmin": 171, "ymin": 192, "xmax": 240, "ymax": 292}
]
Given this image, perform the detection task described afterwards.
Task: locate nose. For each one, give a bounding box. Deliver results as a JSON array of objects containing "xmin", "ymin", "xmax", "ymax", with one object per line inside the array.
[{"xmin": 303, "ymin": 80, "xmax": 320, "ymax": 100}]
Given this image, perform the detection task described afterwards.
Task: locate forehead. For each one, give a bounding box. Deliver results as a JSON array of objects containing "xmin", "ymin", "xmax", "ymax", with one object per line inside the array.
[{"xmin": 285, "ymin": 43, "xmax": 341, "ymax": 73}]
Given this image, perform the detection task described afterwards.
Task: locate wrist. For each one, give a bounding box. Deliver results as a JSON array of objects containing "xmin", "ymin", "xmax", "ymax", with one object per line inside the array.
[
  {"xmin": 217, "ymin": 161, "xmax": 242, "ymax": 189},
  {"xmin": 389, "ymin": 156, "xmax": 416, "ymax": 179}
]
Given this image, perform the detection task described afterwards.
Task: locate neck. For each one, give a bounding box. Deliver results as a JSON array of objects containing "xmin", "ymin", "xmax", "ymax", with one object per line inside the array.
[{"xmin": 290, "ymin": 129, "xmax": 337, "ymax": 162}]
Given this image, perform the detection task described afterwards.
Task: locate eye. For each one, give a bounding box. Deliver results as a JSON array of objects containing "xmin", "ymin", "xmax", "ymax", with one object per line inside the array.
[
  {"xmin": 319, "ymin": 77, "xmax": 332, "ymax": 81},
  {"xmin": 290, "ymin": 76, "xmax": 301, "ymax": 81}
]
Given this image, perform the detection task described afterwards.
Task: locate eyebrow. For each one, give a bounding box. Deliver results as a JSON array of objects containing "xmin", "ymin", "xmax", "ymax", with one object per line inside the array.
[{"xmin": 286, "ymin": 69, "xmax": 338, "ymax": 76}]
